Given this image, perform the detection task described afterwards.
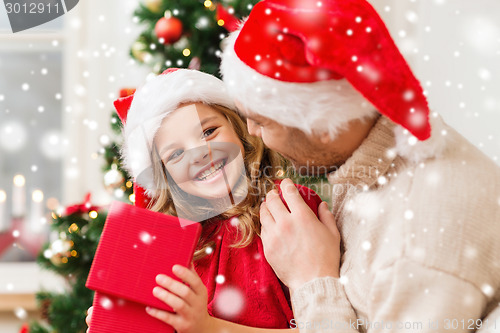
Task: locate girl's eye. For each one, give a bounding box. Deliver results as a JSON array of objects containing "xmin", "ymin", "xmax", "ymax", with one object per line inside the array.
[
  {"xmin": 168, "ymin": 149, "xmax": 184, "ymax": 161},
  {"xmin": 202, "ymin": 127, "xmax": 217, "ymax": 138}
]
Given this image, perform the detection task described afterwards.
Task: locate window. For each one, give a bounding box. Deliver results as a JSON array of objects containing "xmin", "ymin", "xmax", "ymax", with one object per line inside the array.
[
  {"xmin": 0, "ymin": 8, "xmax": 64, "ymax": 262},
  {"xmin": 0, "ymin": 0, "xmax": 147, "ymax": 302}
]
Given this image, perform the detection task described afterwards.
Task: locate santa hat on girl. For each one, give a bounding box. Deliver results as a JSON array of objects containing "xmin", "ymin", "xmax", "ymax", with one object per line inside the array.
[
  {"xmin": 221, "ymin": 0, "xmax": 431, "ymax": 141},
  {"xmin": 114, "ymin": 69, "xmax": 236, "ymax": 207}
]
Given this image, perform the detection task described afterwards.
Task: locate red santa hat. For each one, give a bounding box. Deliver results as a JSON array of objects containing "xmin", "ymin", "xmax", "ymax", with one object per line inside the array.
[
  {"xmin": 115, "ymin": 69, "xmax": 236, "ymax": 204},
  {"xmin": 221, "ymin": 0, "xmax": 431, "ymax": 141}
]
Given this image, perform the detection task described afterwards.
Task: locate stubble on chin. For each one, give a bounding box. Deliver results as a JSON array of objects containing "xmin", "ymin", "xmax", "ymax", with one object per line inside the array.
[
  {"xmin": 281, "ymin": 128, "xmax": 349, "ymax": 177},
  {"xmin": 288, "ymin": 153, "xmax": 347, "ymax": 177}
]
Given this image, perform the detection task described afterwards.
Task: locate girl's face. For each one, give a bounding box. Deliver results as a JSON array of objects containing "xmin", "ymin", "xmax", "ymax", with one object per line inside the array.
[{"xmin": 155, "ymin": 103, "xmax": 246, "ymax": 200}]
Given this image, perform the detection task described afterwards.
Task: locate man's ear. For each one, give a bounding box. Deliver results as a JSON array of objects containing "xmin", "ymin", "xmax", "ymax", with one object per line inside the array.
[{"xmin": 319, "ymin": 131, "xmax": 331, "ymax": 145}]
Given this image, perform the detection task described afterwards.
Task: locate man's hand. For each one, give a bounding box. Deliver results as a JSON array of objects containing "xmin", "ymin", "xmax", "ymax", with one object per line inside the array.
[{"xmin": 260, "ymin": 178, "xmax": 341, "ymax": 291}]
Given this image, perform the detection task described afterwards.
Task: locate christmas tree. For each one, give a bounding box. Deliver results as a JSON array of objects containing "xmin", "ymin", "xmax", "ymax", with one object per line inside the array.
[
  {"xmin": 130, "ymin": 0, "xmax": 259, "ymax": 76},
  {"xmin": 27, "ymin": 194, "xmax": 106, "ymax": 333},
  {"xmin": 26, "ymin": 112, "xmax": 134, "ymax": 333},
  {"xmin": 26, "ymin": 87, "xmax": 137, "ymax": 333}
]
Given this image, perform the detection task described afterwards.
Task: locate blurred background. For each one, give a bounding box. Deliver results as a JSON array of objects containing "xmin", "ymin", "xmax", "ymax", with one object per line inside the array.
[{"xmin": 0, "ymin": 0, "xmax": 499, "ymax": 332}]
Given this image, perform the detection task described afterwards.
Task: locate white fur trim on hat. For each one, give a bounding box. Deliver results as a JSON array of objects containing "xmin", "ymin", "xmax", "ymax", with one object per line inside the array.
[
  {"xmin": 220, "ymin": 29, "xmax": 378, "ymax": 138},
  {"xmin": 121, "ymin": 69, "xmax": 236, "ymax": 197}
]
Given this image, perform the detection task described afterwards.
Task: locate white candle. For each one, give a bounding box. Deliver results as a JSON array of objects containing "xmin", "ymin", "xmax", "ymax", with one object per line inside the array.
[
  {"xmin": 30, "ymin": 189, "xmax": 44, "ymax": 233},
  {"xmin": 0, "ymin": 190, "xmax": 7, "ymax": 232},
  {"xmin": 12, "ymin": 175, "xmax": 26, "ymax": 217}
]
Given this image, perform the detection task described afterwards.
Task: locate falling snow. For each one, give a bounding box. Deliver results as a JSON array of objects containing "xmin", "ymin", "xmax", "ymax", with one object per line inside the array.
[
  {"xmin": 481, "ymin": 284, "xmax": 494, "ymax": 297},
  {"xmin": 361, "ymin": 241, "xmax": 372, "ymax": 251},
  {"xmin": 99, "ymin": 135, "xmax": 111, "ymax": 145},
  {"xmin": 406, "ymin": 11, "xmax": 418, "ymax": 23},
  {"xmin": 377, "ymin": 176, "xmax": 387, "ymax": 185},
  {"xmin": 230, "ymin": 217, "xmax": 240, "ymax": 227},
  {"xmin": 14, "ymin": 307, "xmax": 27, "ymax": 320},
  {"xmin": 478, "ymin": 68, "xmax": 491, "ymax": 81},
  {"xmin": 214, "ymin": 286, "xmax": 244, "ymax": 318},
  {"xmin": 425, "ymin": 171, "xmax": 441, "ymax": 186},
  {"xmin": 403, "ymin": 90, "xmax": 415, "ymax": 101},
  {"xmin": 404, "ymin": 209, "xmax": 414, "ymax": 220},
  {"xmin": 0, "ymin": 121, "xmax": 28, "ymax": 151},
  {"xmin": 464, "ymin": 245, "xmax": 478, "ymax": 259},
  {"xmin": 139, "ymin": 231, "xmax": 153, "ymax": 244},
  {"xmin": 0, "ymin": 3, "xmax": 497, "ymax": 323},
  {"xmin": 408, "ymin": 136, "xmax": 418, "ymax": 146},
  {"xmin": 215, "ymin": 275, "xmax": 225, "ymax": 284},
  {"xmin": 100, "ymin": 297, "xmax": 113, "ymax": 310},
  {"xmin": 411, "ymin": 247, "xmax": 426, "ymax": 261}
]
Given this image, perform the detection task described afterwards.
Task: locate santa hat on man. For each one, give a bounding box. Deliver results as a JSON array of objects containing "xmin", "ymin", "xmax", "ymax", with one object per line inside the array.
[
  {"xmin": 221, "ymin": 0, "xmax": 432, "ymax": 141},
  {"xmin": 114, "ymin": 68, "xmax": 236, "ymax": 207}
]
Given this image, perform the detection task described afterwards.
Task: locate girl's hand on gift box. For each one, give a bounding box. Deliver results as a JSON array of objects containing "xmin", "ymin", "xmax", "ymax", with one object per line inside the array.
[
  {"xmin": 85, "ymin": 306, "xmax": 93, "ymax": 333},
  {"xmin": 147, "ymin": 264, "xmax": 215, "ymax": 333}
]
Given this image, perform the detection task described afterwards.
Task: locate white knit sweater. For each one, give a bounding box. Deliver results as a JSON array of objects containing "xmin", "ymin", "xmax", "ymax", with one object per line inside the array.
[{"xmin": 291, "ymin": 116, "xmax": 500, "ymax": 332}]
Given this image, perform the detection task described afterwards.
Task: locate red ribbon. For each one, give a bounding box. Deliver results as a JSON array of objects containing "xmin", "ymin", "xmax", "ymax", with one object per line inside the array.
[
  {"xmin": 19, "ymin": 323, "xmax": 29, "ymax": 333},
  {"xmin": 64, "ymin": 193, "xmax": 100, "ymax": 216}
]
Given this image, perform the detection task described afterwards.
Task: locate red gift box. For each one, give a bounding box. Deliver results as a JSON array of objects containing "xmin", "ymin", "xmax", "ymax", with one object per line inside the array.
[{"xmin": 86, "ymin": 201, "xmax": 201, "ymax": 333}]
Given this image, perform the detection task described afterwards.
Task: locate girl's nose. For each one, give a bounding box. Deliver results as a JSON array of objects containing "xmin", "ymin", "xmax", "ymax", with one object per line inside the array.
[{"xmin": 188, "ymin": 145, "xmax": 210, "ymax": 164}]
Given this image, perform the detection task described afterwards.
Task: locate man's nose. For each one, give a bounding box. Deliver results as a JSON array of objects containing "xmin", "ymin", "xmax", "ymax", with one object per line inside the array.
[{"xmin": 246, "ymin": 119, "xmax": 262, "ymax": 138}]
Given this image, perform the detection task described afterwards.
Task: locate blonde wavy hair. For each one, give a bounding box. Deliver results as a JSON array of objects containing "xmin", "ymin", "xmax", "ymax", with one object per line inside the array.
[{"xmin": 149, "ymin": 104, "xmax": 284, "ymax": 260}]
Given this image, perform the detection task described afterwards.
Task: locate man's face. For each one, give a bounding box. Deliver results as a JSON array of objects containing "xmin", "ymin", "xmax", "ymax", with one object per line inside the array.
[{"xmin": 235, "ymin": 101, "xmax": 344, "ymax": 176}]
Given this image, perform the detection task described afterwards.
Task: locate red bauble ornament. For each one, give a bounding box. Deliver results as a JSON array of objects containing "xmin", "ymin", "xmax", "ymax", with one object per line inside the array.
[{"xmin": 155, "ymin": 17, "xmax": 183, "ymax": 44}]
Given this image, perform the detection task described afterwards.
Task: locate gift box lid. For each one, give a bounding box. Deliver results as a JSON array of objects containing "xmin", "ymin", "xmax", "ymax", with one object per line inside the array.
[{"xmin": 86, "ymin": 201, "xmax": 201, "ymax": 311}]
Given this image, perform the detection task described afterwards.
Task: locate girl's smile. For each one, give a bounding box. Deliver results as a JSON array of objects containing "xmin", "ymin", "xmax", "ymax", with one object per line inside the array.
[{"xmin": 193, "ymin": 158, "xmax": 227, "ymax": 182}]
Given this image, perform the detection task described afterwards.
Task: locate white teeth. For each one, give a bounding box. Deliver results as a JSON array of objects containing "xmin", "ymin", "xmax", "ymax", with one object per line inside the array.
[{"xmin": 196, "ymin": 160, "xmax": 225, "ymax": 181}]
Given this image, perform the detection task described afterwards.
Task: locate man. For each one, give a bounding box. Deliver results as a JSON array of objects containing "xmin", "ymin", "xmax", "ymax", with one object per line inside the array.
[{"xmin": 220, "ymin": 0, "xmax": 500, "ymax": 331}]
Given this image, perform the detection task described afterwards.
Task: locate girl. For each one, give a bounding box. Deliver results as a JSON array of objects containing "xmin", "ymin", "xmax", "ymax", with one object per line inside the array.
[{"xmin": 87, "ymin": 68, "xmax": 325, "ymax": 332}]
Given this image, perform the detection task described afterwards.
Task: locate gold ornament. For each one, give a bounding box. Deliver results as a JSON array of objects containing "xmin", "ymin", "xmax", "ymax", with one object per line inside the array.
[
  {"xmin": 48, "ymin": 239, "xmax": 73, "ymax": 266},
  {"xmin": 104, "ymin": 165, "xmax": 125, "ymax": 192},
  {"xmin": 145, "ymin": 0, "xmax": 162, "ymax": 14},
  {"xmin": 131, "ymin": 41, "xmax": 149, "ymax": 63}
]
